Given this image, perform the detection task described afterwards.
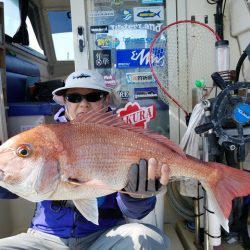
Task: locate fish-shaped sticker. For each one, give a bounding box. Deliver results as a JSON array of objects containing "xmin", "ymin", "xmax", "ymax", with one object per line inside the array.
[
  {"xmin": 137, "ymin": 10, "xmax": 161, "ymax": 18},
  {"xmin": 133, "ymin": 6, "xmax": 164, "ymax": 22}
]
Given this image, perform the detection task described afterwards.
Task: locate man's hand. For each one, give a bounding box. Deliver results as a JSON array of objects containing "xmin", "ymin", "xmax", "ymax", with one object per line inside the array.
[{"xmin": 124, "ymin": 158, "xmax": 170, "ymax": 198}]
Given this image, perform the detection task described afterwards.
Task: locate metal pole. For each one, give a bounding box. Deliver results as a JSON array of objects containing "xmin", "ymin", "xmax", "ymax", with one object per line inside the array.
[
  {"xmin": 202, "ymin": 133, "xmax": 210, "ymax": 250},
  {"xmin": 194, "ymin": 185, "xmax": 200, "ymax": 248}
]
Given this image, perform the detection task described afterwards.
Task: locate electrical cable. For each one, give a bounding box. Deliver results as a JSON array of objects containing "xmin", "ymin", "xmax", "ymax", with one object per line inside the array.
[
  {"xmin": 167, "ymin": 182, "xmax": 195, "ymax": 222},
  {"xmin": 235, "ymin": 52, "xmax": 248, "ymax": 82}
]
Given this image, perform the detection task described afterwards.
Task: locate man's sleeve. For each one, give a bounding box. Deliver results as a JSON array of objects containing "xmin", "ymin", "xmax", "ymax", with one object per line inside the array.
[
  {"xmin": 116, "ymin": 193, "xmax": 156, "ymax": 219},
  {"xmin": 0, "ymin": 187, "xmax": 18, "ymax": 199}
]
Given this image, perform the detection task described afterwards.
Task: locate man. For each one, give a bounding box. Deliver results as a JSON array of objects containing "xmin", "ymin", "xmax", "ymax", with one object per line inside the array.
[{"xmin": 0, "ymin": 69, "xmax": 170, "ymax": 249}]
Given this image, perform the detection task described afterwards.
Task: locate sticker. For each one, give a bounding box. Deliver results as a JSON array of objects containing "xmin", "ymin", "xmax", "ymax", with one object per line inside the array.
[
  {"xmin": 112, "ymin": 0, "xmax": 123, "ymax": 5},
  {"xmin": 124, "ymin": 37, "xmax": 153, "ymax": 45},
  {"xmin": 116, "ymin": 48, "xmax": 164, "ymax": 68},
  {"xmin": 94, "ymin": 0, "xmax": 111, "ymax": 3},
  {"xmin": 126, "ymin": 72, "xmax": 155, "ymax": 84},
  {"xmin": 104, "ymin": 74, "xmax": 117, "ymax": 89},
  {"xmin": 117, "ymin": 90, "xmax": 129, "ymax": 100},
  {"xmin": 95, "ymin": 34, "xmax": 120, "ymax": 49},
  {"xmin": 94, "ymin": 50, "xmax": 111, "ymax": 68},
  {"xmin": 90, "ymin": 25, "xmax": 109, "ymax": 33},
  {"xmin": 233, "ymin": 103, "xmax": 250, "ymax": 124},
  {"xmin": 133, "ymin": 6, "xmax": 164, "ymax": 22},
  {"xmin": 117, "ymin": 49, "xmax": 150, "ymax": 68},
  {"xmin": 122, "ymin": 9, "xmax": 132, "ymax": 21},
  {"xmin": 89, "ymin": 10, "xmax": 115, "ymax": 18},
  {"xmin": 109, "ymin": 23, "xmax": 163, "ymax": 32},
  {"xmin": 89, "ymin": 6, "xmax": 118, "ymax": 25},
  {"xmin": 134, "ymin": 87, "xmax": 158, "ymax": 100},
  {"xmin": 117, "ymin": 102, "xmax": 156, "ymax": 128},
  {"xmin": 142, "ymin": 0, "xmax": 163, "ymax": 4}
]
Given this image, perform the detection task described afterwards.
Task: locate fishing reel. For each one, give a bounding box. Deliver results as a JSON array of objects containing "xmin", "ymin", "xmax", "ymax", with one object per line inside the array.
[
  {"xmin": 196, "ymin": 42, "xmax": 250, "ymax": 151},
  {"xmin": 195, "ymin": 73, "xmax": 250, "ymax": 150}
]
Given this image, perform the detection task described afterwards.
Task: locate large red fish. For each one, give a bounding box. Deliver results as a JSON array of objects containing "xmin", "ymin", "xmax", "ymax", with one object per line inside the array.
[{"xmin": 0, "ymin": 111, "xmax": 249, "ymax": 230}]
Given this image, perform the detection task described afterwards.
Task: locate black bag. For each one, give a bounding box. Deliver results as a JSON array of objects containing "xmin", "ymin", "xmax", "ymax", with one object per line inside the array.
[{"xmin": 31, "ymin": 80, "xmax": 64, "ymax": 102}]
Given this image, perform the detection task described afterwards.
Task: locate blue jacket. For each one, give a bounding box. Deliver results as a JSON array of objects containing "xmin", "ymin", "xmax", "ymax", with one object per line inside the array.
[
  {"xmin": 0, "ymin": 108, "xmax": 156, "ymax": 238},
  {"xmin": 0, "ymin": 188, "xmax": 156, "ymax": 238}
]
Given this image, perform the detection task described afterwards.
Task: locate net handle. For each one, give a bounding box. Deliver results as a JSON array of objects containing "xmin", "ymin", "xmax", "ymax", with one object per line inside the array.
[{"xmin": 149, "ymin": 20, "xmax": 221, "ymax": 117}]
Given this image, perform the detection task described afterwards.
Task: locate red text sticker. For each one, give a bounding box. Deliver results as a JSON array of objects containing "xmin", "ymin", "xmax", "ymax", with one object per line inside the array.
[{"xmin": 117, "ymin": 102, "xmax": 156, "ymax": 128}]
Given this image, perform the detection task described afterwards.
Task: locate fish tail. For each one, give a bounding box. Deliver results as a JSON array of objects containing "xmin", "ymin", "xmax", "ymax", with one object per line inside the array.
[{"xmin": 201, "ymin": 162, "xmax": 250, "ymax": 231}]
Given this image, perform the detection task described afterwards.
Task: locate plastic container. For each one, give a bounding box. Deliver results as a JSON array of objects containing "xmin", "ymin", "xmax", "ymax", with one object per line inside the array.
[
  {"xmin": 7, "ymin": 102, "xmax": 60, "ymax": 137},
  {"xmin": 215, "ymin": 40, "xmax": 230, "ymax": 72}
]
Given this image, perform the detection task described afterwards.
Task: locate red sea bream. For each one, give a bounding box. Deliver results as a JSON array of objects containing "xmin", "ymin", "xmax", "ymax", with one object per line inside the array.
[{"xmin": 0, "ymin": 112, "xmax": 250, "ymax": 230}]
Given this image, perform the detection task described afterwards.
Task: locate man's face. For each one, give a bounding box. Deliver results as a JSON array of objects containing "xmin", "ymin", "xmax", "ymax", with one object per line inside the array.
[{"xmin": 64, "ymin": 88, "xmax": 110, "ymax": 120}]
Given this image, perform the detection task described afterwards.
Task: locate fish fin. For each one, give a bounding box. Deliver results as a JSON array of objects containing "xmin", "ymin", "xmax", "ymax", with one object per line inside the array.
[
  {"xmin": 73, "ymin": 199, "xmax": 99, "ymax": 225},
  {"xmin": 64, "ymin": 177, "xmax": 114, "ymax": 190},
  {"xmin": 201, "ymin": 181, "xmax": 229, "ymax": 232},
  {"xmin": 34, "ymin": 160, "xmax": 60, "ymax": 195},
  {"xmin": 202, "ymin": 162, "xmax": 250, "ymax": 232},
  {"xmin": 71, "ymin": 110, "xmax": 186, "ymax": 157},
  {"xmin": 64, "ymin": 179, "xmax": 83, "ymax": 186}
]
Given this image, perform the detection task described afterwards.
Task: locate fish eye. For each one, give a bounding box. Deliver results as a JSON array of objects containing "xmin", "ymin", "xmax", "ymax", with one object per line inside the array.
[{"xmin": 16, "ymin": 144, "xmax": 32, "ymax": 158}]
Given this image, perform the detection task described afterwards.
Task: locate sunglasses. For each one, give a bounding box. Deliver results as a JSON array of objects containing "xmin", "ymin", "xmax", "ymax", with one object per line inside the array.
[{"xmin": 65, "ymin": 92, "xmax": 106, "ymax": 103}]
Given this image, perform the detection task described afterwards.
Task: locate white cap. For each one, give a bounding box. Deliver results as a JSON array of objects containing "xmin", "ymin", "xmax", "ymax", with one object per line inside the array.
[{"xmin": 52, "ymin": 70, "xmax": 111, "ymax": 105}]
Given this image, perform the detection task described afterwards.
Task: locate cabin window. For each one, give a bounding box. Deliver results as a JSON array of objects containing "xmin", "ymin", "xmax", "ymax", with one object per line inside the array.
[
  {"xmin": 48, "ymin": 11, "xmax": 74, "ymax": 61},
  {"xmin": 3, "ymin": 0, "xmax": 44, "ymax": 55},
  {"xmin": 26, "ymin": 17, "xmax": 44, "ymax": 55},
  {"xmin": 3, "ymin": 0, "xmax": 20, "ymax": 37}
]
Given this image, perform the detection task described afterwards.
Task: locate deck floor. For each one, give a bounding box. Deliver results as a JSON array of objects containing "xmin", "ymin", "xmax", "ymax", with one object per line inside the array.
[{"xmin": 174, "ymin": 221, "xmax": 246, "ymax": 250}]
